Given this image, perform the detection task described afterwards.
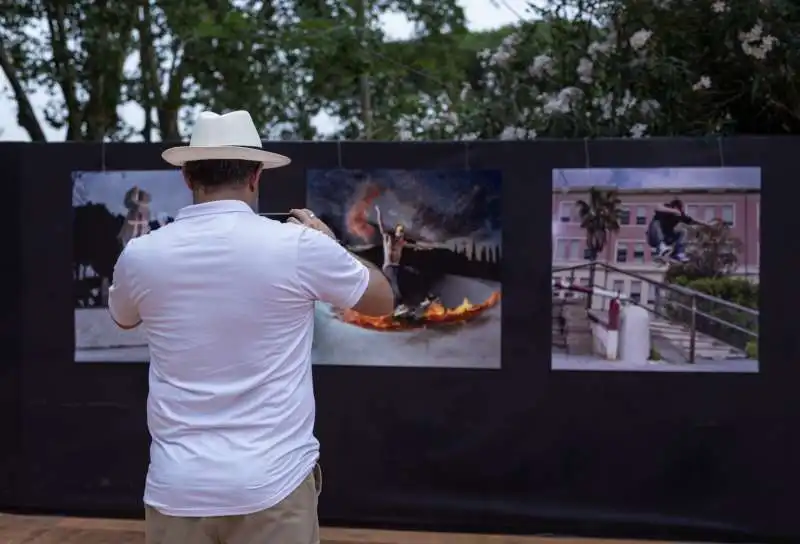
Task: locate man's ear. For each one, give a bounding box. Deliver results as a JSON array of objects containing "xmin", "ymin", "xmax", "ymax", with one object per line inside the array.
[
  {"xmin": 249, "ymin": 166, "xmax": 263, "ymax": 193},
  {"xmin": 181, "ymin": 167, "xmax": 193, "ymax": 191}
]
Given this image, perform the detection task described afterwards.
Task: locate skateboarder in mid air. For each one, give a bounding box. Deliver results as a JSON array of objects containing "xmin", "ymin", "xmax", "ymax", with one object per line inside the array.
[{"xmin": 646, "ymin": 199, "xmax": 709, "ymax": 263}]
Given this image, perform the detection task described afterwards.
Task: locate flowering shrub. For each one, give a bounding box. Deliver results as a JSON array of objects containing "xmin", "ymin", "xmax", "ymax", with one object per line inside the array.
[{"xmin": 447, "ymin": 0, "xmax": 800, "ymax": 139}]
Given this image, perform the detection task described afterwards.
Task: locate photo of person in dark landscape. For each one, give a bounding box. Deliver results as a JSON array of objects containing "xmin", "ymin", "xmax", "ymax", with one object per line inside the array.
[
  {"xmin": 307, "ymin": 168, "xmax": 502, "ymax": 369},
  {"xmin": 72, "ymin": 170, "xmax": 190, "ymax": 363}
]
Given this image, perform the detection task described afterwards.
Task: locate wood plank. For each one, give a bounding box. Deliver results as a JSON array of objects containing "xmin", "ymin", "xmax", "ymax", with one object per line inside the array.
[{"xmin": 0, "ymin": 514, "xmax": 675, "ymax": 544}]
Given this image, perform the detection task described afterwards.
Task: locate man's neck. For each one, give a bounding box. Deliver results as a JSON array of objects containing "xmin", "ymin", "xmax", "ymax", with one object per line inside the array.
[{"xmin": 192, "ymin": 189, "xmax": 253, "ymax": 207}]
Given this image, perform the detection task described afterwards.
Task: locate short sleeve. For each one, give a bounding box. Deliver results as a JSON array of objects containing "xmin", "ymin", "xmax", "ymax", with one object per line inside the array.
[
  {"xmin": 296, "ymin": 227, "xmax": 370, "ymax": 309},
  {"xmin": 108, "ymin": 243, "xmax": 142, "ymax": 327}
]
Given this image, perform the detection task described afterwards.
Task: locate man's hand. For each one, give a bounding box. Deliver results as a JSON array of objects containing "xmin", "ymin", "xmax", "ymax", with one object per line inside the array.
[{"xmin": 289, "ymin": 208, "xmax": 336, "ymax": 240}]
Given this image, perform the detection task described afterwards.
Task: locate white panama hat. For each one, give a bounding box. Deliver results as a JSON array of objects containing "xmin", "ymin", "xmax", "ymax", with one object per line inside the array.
[{"xmin": 161, "ymin": 110, "xmax": 291, "ymax": 169}]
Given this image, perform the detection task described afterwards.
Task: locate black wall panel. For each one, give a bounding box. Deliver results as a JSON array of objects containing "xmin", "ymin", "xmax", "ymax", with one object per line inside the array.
[{"xmin": 3, "ymin": 138, "xmax": 799, "ymax": 543}]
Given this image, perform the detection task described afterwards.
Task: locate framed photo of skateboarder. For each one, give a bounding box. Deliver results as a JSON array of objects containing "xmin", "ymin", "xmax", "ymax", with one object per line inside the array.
[
  {"xmin": 551, "ymin": 166, "xmax": 760, "ymax": 373},
  {"xmin": 306, "ymin": 168, "xmax": 503, "ymax": 369}
]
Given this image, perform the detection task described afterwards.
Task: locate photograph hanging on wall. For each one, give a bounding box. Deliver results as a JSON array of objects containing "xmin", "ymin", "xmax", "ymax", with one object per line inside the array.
[
  {"xmin": 551, "ymin": 167, "xmax": 760, "ymax": 373},
  {"xmin": 73, "ymin": 170, "xmax": 191, "ymax": 363},
  {"xmin": 308, "ymin": 169, "xmax": 502, "ymax": 368}
]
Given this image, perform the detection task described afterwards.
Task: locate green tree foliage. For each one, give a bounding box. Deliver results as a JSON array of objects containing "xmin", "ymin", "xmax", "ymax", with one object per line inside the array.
[
  {"xmin": 460, "ymin": 0, "xmax": 800, "ymax": 139},
  {"xmin": 4, "ymin": 0, "xmax": 795, "ymax": 141},
  {"xmin": 0, "ymin": 0, "xmax": 472, "ymax": 142},
  {"xmin": 664, "ymin": 219, "xmax": 744, "ymax": 282}
]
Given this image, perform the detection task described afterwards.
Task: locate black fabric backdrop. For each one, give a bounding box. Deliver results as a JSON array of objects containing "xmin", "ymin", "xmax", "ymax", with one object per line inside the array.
[{"xmin": 2, "ymin": 138, "xmax": 799, "ymax": 543}]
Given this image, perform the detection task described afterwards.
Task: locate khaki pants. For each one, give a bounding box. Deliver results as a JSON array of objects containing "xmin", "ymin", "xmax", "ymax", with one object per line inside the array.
[{"xmin": 146, "ymin": 464, "xmax": 322, "ymax": 544}]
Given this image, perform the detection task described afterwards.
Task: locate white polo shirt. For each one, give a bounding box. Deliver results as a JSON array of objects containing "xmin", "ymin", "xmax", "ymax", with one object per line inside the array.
[{"xmin": 108, "ymin": 200, "xmax": 369, "ymax": 517}]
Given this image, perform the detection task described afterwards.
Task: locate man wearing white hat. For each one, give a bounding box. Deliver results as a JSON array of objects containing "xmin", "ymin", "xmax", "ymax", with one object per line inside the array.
[{"xmin": 107, "ymin": 111, "xmax": 394, "ymax": 544}]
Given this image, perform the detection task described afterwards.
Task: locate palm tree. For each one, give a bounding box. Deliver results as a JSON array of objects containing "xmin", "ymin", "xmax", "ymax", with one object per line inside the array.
[{"xmin": 576, "ymin": 187, "xmax": 622, "ymax": 307}]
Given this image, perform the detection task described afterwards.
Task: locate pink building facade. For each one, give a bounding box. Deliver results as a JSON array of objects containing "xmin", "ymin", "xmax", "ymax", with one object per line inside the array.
[{"xmin": 552, "ymin": 189, "xmax": 761, "ymax": 275}]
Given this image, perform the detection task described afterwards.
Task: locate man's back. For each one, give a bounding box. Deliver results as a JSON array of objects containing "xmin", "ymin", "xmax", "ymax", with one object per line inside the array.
[{"xmin": 122, "ymin": 201, "xmax": 320, "ymax": 516}]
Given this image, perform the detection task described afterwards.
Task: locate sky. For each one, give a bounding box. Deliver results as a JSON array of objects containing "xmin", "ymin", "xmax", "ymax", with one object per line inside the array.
[
  {"xmin": 0, "ymin": 0, "xmax": 526, "ymax": 142},
  {"xmin": 72, "ymin": 170, "xmax": 190, "ymax": 218},
  {"xmin": 307, "ymin": 168, "xmax": 502, "ymax": 245},
  {"xmin": 553, "ymin": 167, "xmax": 762, "ymax": 191}
]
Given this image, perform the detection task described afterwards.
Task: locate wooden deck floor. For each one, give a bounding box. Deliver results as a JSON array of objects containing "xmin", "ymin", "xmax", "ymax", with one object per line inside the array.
[{"xmin": 0, "ymin": 514, "xmax": 671, "ymax": 544}]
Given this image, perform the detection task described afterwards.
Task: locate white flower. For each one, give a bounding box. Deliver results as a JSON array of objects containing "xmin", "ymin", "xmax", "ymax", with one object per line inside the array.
[
  {"xmin": 576, "ymin": 57, "xmax": 594, "ymax": 83},
  {"xmin": 739, "ymin": 22, "xmax": 763, "ymax": 43},
  {"xmin": 591, "ymin": 93, "xmax": 614, "ymax": 121},
  {"xmin": 499, "ymin": 127, "xmax": 536, "ymax": 140},
  {"xmin": 490, "ymin": 49, "xmax": 512, "ymax": 67},
  {"xmin": 459, "ymin": 83, "xmax": 472, "ymax": 101},
  {"xmin": 529, "ymin": 54, "xmax": 555, "ymax": 78},
  {"xmin": 587, "ymin": 41, "xmax": 612, "ymax": 58},
  {"xmin": 615, "ymin": 89, "xmax": 637, "ymax": 117},
  {"xmin": 629, "ymin": 123, "xmax": 648, "ymax": 138},
  {"xmin": 711, "ymin": 1, "xmax": 728, "ymax": 13},
  {"xmin": 739, "ymin": 23, "xmax": 778, "ymax": 60},
  {"xmin": 638, "ymin": 99, "xmax": 661, "ymax": 117},
  {"xmin": 629, "ymin": 29, "xmax": 653, "ymax": 51},
  {"xmin": 489, "ymin": 33, "xmax": 520, "ymax": 67},
  {"xmin": 541, "ymin": 87, "xmax": 583, "ymax": 115},
  {"xmin": 692, "ymin": 76, "xmax": 712, "ymax": 90}
]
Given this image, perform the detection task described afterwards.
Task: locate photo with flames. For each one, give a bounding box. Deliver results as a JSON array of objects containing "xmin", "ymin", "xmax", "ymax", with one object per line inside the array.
[
  {"xmin": 72, "ymin": 170, "xmax": 191, "ymax": 363},
  {"xmin": 551, "ymin": 167, "xmax": 760, "ymax": 373},
  {"xmin": 307, "ymin": 168, "xmax": 502, "ymax": 369}
]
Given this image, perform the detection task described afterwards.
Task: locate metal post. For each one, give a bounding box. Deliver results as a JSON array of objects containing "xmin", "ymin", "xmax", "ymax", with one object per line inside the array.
[
  {"xmin": 585, "ymin": 261, "xmax": 596, "ymax": 310},
  {"xmin": 688, "ymin": 295, "xmax": 697, "ymax": 363}
]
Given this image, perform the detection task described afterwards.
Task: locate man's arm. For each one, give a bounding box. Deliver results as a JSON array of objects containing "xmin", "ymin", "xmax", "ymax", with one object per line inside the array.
[
  {"xmin": 374, "ymin": 205, "xmax": 386, "ymax": 235},
  {"xmin": 654, "ymin": 203, "xmax": 682, "ymax": 215},
  {"xmin": 108, "ymin": 244, "xmax": 142, "ymax": 330},
  {"xmin": 406, "ymin": 241, "xmax": 445, "ymax": 250},
  {"xmin": 296, "ymin": 227, "xmax": 394, "ymax": 317}
]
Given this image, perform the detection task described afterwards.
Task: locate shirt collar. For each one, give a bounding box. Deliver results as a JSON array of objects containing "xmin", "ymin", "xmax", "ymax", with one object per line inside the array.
[{"xmin": 175, "ymin": 200, "xmax": 255, "ymax": 221}]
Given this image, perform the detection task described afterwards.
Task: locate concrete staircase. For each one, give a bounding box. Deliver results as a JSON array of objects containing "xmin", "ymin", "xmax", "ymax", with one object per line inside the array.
[
  {"xmin": 552, "ymin": 297, "xmax": 593, "ymax": 355},
  {"xmin": 649, "ymin": 318, "xmax": 746, "ymax": 360}
]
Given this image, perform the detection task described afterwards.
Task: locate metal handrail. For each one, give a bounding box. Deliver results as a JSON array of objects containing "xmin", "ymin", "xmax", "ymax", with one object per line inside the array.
[
  {"xmin": 552, "ymin": 260, "xmax": 759, "ymax": 363},
  {"xmin": 554, "ymin": 261, "xmax": 759, "ymax": 316}
]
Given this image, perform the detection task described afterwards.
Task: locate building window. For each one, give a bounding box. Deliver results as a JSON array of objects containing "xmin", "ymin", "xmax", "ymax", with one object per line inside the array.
[
  {"xmin": 636, "ymin": 206, "xmax": 647, "ymax": 225},
  {"xmin": 704, "ymin": 206, "xmax": 716, "ymax": 222},
  {"xmin": 633, "ymin": 243, "xmax": 645, "ymax": 263},
  {"xmin": 569, "ymin": 239, "xmax": 582, "ymax": 260},
  {"xmin": 555, "ymin": 239, "xmax": 568, "ymax": 260},
  {"xmin": 616, "ymin": 243, "xmax": 628, "ymax": 263},
  {"xmin": 579, "ymin": 277, "xmax": 590, "ymax": 286},
  {"xmin": 646, "ymin": 285, "xmax": 657, "ymax": 305},
  {"xmin": 612, "ymin": 280, "xmax": 625, "ymax": 295},
  {"xmin": 619, "ymin": 208, "xmax": 631, "ymax": 225},
  {"xmin": 559, "ymin": 202, "xmax": 573, "ymax": 223},
  {"xmin": 721, "ymin": 204, "xmax": 734, "ymax": 226},
  {"xmin": 630, "ymin": 281, "xmax": 642, "ymax": 302},
  {"xmin": 555, "ymin": 238, "xmax": 585, "ymax": 261}
]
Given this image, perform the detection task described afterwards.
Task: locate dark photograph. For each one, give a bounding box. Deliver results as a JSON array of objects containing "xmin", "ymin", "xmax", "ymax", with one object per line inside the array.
[
  {"xmin": 72, "ymin": 170, "xmax": 190, "ymax": 363},
  {"xmin": 308, "ymin": 169, "xmax": 502, "ymax": 368}
]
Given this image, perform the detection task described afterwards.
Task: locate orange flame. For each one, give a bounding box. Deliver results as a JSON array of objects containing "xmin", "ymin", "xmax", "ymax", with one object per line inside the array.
[
  {"xmin": 338, "ymin": 291, "xmax": 501, "ymax": 331},
  {"xmin": 345, "ymin": 183, "xmax": 382, "ymax": 242}
]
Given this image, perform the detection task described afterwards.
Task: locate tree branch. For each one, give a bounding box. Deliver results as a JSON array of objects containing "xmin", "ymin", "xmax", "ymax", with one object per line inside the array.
[{"xmin": 0, "ymin": 36, "xmax": 46, "ymax": 141}]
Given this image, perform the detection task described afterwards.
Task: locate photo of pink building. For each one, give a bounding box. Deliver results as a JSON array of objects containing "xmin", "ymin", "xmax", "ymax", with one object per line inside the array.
[{"xmin": 551, "ymin": 167, "xmax": 760, "ymax": 373}]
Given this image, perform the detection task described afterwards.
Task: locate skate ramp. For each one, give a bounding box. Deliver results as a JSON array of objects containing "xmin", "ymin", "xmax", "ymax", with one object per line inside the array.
[{"xmin": 312, "ymin": 274, "xmax": 501, "ymax": 369}]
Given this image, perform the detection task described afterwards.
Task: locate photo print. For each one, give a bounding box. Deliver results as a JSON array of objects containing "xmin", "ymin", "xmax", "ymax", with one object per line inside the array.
[
  {"xmin": 73, "ymin": 170, "xmax": 191, "ymax": 363},
  {"xmin": 551, "ymin": 167, "xmax": 760, "ymax": 373},
  {"xmin": 307, "ymin": 169, "xmax": 502, "ymax": 368}
]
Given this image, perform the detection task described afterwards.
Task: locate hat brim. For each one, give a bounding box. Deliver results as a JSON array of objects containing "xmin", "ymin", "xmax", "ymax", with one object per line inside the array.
[{"xmin": 162, "ymin": 146, "xmax": 291, "ymax": 169}]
